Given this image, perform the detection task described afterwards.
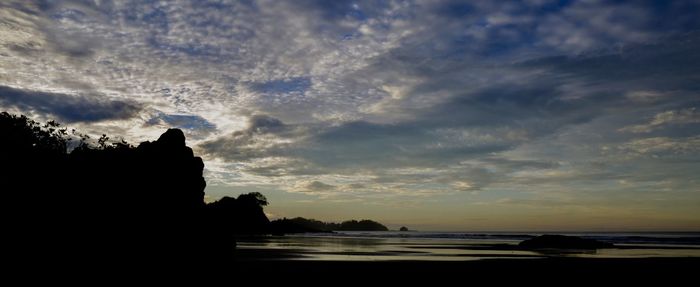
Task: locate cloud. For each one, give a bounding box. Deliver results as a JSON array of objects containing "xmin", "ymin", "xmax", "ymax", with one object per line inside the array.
[
  {"xmin": 146, "ymin": 112, "xmax": 216, "ymax": 130},
  {"xmin": 0, "ymin": 85, "xmax": 141, "ymax": 122},
  {"xmin": 198, "ymin": 114, "xmax": 308, "ymax": 161},
  {"xmin": 249, "ymin": 77, "xmax": 311, "ymax": 95},
  {"xmin": 516, "ymin": 34, "xmax": 700, "ymax": 92},
  {"xmin": 299, "ymin": 121, "xmax": 519, "ymax": 170},
  {"xmin": 620, "ymin": 108, "xmax": 700, "ymax": 133},
  {"xmin": 43, "ymin": 24, "xmax": 99, "ymax": 58},
  {"xmin": 293, "ymin": 180, "xmax": 337, "ymax": 193},
  {"xmin": 536, "ymin": 0, "xmax": 653, "ymax": 52},
  {"xmin": 144, "ymin": 112, "xmax": 217, "ymax": 140},
  {"xmin": 620, "ymin": 136, "xmax": 700, "ymax": 155},
  {"xmin": 197, "ymin": 27, "xmax": 700, "ymax": 198}
]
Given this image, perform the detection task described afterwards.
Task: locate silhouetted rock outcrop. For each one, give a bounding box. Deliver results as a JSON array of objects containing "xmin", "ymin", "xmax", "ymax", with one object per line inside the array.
[
  {"xmin": 519, "ymin": 235, "xmax": 614, "ymax": 249},
  {"xmin": 158, "ymin": 128, "xmax": 186, "ymax": 147},
  {"xmin": 400, "ymin": 226, "xmax": 409, "ymax": 231},
  {"xmin": 130, "ymin": 128, "xmax": 206, "ymax": 211}
]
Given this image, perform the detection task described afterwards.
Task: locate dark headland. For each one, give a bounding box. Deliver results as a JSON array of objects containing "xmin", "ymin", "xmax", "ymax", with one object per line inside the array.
[
  {"xmin": 269, "ymin": 217, "xmax": 388, "ymax": 234},
  {"xmin": 1, "ymin": 113, "xmax": 387, "ymax": 269}
]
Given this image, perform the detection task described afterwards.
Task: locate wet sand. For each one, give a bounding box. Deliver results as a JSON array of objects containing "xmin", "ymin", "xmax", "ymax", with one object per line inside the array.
[
  {"xmin": 216, "ymin": 236, "xmax": 700, "ymax": 282},
  {"xmin": 18, "ymin": 243, "xmax": 698, "ymax": 283},
  {"xmin": 225, "ymin": 250, "xmax": 697, "ymax": 282},
  {"xmin": 226, "ymin": 251, "xmax": 699, "ymax": 283}
]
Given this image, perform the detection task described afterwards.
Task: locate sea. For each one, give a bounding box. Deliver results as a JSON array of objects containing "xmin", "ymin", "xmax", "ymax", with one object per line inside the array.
[{"xmin": 236, "ymin": 231, "xmax": 700, "ymax": 261}]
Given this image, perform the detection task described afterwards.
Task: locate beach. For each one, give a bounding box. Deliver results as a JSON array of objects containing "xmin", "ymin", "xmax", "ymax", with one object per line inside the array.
[
  {"xmin": 218, "ymin": 232, "xmax": 700, "ymax": 281},
  {"xmin": 235, "ymin": 231, "xmax": 700, "ymax": 260}
]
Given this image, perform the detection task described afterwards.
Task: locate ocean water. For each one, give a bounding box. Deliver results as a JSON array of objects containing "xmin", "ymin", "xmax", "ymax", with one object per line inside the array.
[{"xmin": 236, "ymin": 231, "xmax": 700, "ymax": 261}]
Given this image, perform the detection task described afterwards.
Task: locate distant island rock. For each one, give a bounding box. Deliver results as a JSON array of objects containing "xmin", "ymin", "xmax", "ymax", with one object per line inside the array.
[
  {"xmin": 339, "ymin": 219, "xmax": 389, "ymax": 231},
  {"xmin": 399, "ymin": 226, "xmax": 409, "ymax": 231},
  {"xmin": 519, "ymin": 235, "xmax": 614, "ymax": 250},
  {"xmin": 270, "ymin": 217, "xmax": 388, "ymax": 234}
]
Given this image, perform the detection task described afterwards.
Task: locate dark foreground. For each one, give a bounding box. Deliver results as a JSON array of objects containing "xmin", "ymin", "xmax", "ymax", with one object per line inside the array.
[
  {"xmin": 14, "ymin": 250, "xmax": 698, "ymax": 283},
  {"xmin": 229, "ymin": 256, "xmax": 699, "ymax": 283}
]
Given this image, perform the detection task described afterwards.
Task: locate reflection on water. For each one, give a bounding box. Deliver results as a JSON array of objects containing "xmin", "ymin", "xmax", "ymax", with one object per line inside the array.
[
  {"xmin": 583, "ymin": 245, "xmax": 700, "ymax": 258},
  {"xmin": 238, "ymin": 236, "xmax": 540, "ymax": 261},
  {"xmin": 236, "ymin": 234, "xmax": 700, "ymax": 261}
]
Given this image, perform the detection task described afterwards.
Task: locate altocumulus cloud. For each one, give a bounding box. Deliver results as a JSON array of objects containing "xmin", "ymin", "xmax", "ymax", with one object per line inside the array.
[{"xmin": 1, "ymin": 0, "xmax": 700, "ymax": 211}]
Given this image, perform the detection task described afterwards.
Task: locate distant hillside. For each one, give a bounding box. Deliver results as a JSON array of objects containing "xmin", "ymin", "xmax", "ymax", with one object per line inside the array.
[{"xmin": 270, "ymin": 217, "xmax": 388, "ymax": 234}]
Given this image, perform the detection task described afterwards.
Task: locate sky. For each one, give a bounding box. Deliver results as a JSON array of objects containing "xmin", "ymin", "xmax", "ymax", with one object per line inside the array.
[{"xmin": 1, "ymin": 0, "xmax": 699, "ymax": 231}]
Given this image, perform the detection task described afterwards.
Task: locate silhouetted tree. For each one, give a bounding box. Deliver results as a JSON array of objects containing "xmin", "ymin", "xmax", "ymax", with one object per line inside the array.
[
  {"xmin": 2, "ymin": 112, "xmax": 219, "ymax": 269},
  {"xmin": 238, "ymin": 192, "xmax": 269, "ymax": 207},
  {"xmin": 207, "ymin": 192, "xmax": 271, "ymax": 235},
  {"xmin": 0, "ymin": 112, "xmax": 69, "ymax": 155}
]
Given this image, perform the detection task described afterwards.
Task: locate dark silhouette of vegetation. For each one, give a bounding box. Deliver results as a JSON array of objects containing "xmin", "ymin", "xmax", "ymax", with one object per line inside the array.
[
  {"xmin": 270, "ymin": 217, "xmax": 388, "ymax": 234},
  {"xmin": 207, "ymin": 192, "xmax": 271, "ymax": 235},
  {"xmin": 519, "ymin": 235, "xmax": 614, "ymax": 250},
  {"xmin": 1, "ymin": 112, "xmax": 235, "ymax": 267},
  {"xmin": 3, "ymin": 112, "xmax": 403, "ymax": 271},
  {"xmin": 339, "ymin": 219, "xmax": 389, "ymax": 231}
]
